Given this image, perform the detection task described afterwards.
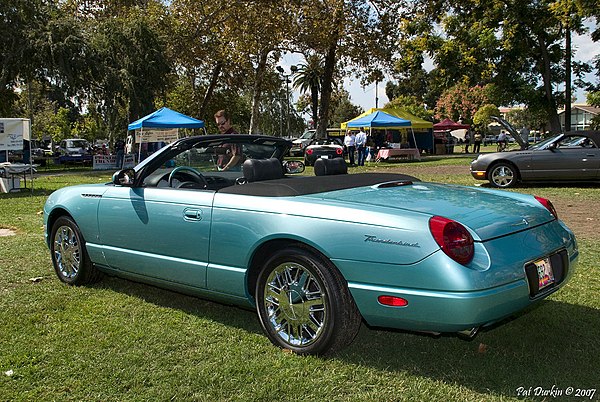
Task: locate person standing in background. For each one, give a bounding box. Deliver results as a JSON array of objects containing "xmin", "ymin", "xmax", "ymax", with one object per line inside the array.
[
  {"xmin": 344, "ymin": 130, "xmax": 356, "ymax": 166},
  {"xmin": 214, "ymin": 109, "xmax": 242, "ymax": 171},
  {"xmin": 355, "ymin": 128, "xmax": 367, "ymax": 166},
  {"xmin": 473, "ymin": 131, "xmax": 482, "ymax": 154}
]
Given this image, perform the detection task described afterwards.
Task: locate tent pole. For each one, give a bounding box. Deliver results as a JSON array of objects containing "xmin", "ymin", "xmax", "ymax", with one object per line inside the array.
[
  {"xmin": 138, "ymin": 128, "xmax": 143, "ymax": 163},
  {"xmin": 411, "ymin": 127, "xmax": 421, "ymax": 160}
]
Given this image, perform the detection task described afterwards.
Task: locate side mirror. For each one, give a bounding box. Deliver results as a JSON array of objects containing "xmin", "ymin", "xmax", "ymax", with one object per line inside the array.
[
  {"xmin": 112, "ymin": 168, "xmax": 136, "ymax": 186},
  {"xmin": 283, "ymin": 160, "xmax": 305, "ymax": 174},
  {"xmin": 547, "ymin": 142, "xmax": 557, "ymax": 151}
]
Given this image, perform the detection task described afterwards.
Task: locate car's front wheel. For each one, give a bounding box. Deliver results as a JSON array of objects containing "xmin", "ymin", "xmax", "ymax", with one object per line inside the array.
[
  {"xmin": 255, "ymin": 246, "xmax": 361, "ymax": 355},
  {"xmin": 50, "ymin": 216, "xmax": 102, "ymax": 285},
  {"xmin": 489, "ymin": 163, "xmax": 518, "ymax": 188}
]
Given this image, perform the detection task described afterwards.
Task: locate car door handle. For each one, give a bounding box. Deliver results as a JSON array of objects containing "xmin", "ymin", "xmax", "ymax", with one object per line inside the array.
[{"xmin": 183, "ymin": 208, "xmax": 202, "ymax": 221}]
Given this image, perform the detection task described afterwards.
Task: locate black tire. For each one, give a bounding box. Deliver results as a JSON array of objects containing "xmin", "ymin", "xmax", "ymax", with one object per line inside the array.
[
  {"xmin": 488, "ymin": 163, "xmax": 518, "ymax": 188},
  {"xmin": 50, "ymin": 216, "xmax": 102, "ymax": 285},
  {"xmin": 255, "ymin": 246, "xmax": 361, "ymax": 355}
]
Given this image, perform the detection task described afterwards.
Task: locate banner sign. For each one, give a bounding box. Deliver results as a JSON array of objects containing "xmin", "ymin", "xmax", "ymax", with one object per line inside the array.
[
  {"xmin": 93, "ymin": 154, "xmax": 136, "ymax": 170},
  {"xmin": 134, "ymin": 128, "xmax": 178, "ymax": 144},
  {"xmin": 0, "ymin": 119, "xmax": 28, "ymax": 151}
]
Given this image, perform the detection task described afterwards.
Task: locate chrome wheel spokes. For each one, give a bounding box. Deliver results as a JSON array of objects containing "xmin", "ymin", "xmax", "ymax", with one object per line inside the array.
[
  {"xmin": 53, "ymin": 225, "xmax": 81, "ymax": 279},
  {"xmin": 491, "ymin": 166, "xmax": 514, "ymax": 187},
  {"xmin": 263, "ymin": 263, "xmax": 326, "ymax": 347}
]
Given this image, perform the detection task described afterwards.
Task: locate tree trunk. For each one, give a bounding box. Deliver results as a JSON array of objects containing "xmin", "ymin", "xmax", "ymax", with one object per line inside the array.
[
  {"xmin": 565, "ymin": 25, "xmax": 571, "ymax": 132},
  {"xmin": 316, "ymin": 43, "xmax": 337, "ymax": 139},
  {"xmin": 537, "ymin": 34, "xmax": 562, "ymax": 134},
  {"xmin": 199, "ymin": 61, "xmax": 222, "ymax": 121},
  {"xmin": 311, "ymin": 83, "xmax": 319, "ymax": 129},
  {"xmin": 249, "ymin": 49, "xmax": 270, "ymax": 134}
]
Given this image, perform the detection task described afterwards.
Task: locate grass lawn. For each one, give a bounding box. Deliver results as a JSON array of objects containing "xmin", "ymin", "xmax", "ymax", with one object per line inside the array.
[{"xmin": 1, "ymin": 160, "xmax": 598, "ymax": 401}]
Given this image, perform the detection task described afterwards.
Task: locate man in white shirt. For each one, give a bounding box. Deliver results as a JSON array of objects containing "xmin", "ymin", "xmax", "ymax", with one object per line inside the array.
[
  {"xmin": 355, "ymin": 128, "xmax": 368, "ymax": 166},
  {"xmin": 497, "ymin": 130, "xmax": 508, "ymax": 148},
  {"xmin": 344, "ymin": 130, "xmax": 356, "ymax": 165}
]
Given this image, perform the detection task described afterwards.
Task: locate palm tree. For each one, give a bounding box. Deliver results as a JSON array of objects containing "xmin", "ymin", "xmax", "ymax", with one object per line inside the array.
[{"xmin": 293, "ymin": 54, "xmax": 323, "ymax": 129}]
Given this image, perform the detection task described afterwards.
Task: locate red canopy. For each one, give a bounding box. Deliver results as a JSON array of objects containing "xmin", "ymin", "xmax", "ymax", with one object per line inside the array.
[{"xmin": 433, "ymin": 118, "xmax": 470, "ymax": 131}]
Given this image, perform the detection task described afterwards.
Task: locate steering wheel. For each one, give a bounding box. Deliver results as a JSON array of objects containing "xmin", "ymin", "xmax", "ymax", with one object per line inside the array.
[{"xmin": 168, "ymin": 166, "xmax": 208, "ymax": 189}]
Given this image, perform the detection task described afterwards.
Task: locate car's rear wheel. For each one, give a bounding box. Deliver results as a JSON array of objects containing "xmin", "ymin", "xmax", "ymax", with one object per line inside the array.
[
  {"xmin": 50, "ymin": 216, "xmax": 102, "ymax": 285},
  {"xmin": 255, "ymin": 246, "xmax": 361, "ymax": 355},
  {"xmin": 489, "ymin": 163, "xmax": 518, "ymax": 188}
]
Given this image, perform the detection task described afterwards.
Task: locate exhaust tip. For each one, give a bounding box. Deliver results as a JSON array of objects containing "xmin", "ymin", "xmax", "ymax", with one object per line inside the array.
[{"xmin": 457, "ymin": 327, "xmax": 479, "ymax": 340}]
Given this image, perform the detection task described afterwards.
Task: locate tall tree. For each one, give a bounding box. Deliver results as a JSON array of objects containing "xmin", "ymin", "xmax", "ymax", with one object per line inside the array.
[
  {"xmin": 85, "ymin": 11, "xmax": 170, "ymax": 139},
  {"xmin": 293, "ymin": 54, "xmax": 324, "ymax": 129},
  {"xmin": 293, "ymin": 0, "xmax": 403, "ymax": 137},
  {"xmin": 392, "ymin": 0, "xmax": 596, "ymax": 134}
]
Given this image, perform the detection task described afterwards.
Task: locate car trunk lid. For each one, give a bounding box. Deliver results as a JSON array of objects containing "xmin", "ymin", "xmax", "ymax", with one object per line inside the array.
[{"xmin": 307, "ymin": 182, "xmax": 555, "ymax": 241}]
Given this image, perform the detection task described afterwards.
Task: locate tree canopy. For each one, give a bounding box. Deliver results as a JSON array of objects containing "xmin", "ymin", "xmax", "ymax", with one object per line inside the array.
[{"xmin": 2, "ymin": 0, "xmax": 598, "ymax": 144}]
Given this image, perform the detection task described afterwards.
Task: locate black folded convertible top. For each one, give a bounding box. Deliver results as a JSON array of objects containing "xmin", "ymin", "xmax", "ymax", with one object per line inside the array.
[{"xmin": 218, "ymin": 173, "xmax": 419, "ymax": 197}]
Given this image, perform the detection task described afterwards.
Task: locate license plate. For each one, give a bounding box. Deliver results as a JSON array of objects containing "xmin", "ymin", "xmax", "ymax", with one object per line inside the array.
[
  {"xmin": 320, "ymin": 155, "xmax": 329, "ymax": 159},
  {"xmin": 534, "ymin": 257, "xmax": 554, "ymax": 290}
]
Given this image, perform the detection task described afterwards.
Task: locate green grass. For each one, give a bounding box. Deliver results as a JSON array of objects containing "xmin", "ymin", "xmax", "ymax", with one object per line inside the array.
[{"xmin": 1, "ymin": 165, "xmax": 598, "ymax": 401}]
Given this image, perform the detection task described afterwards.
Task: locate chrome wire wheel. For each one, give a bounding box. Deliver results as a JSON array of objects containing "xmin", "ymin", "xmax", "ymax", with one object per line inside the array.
[
  {"xmin": 262, "ymin": 262, "xmax": 326, "ymax": 348},
  {"xmin": 53, "ymin": 225, "xmax": 81, "ymax": 280},
  {"xmin": 490, "ymin": 164, "xmax": 516, "ymax": 188}
]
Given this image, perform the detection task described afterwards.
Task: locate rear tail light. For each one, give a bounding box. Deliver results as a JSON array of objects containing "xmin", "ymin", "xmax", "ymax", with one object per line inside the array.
[
  {"xmin": 306, "ymin": 149, "xmax": 313, "ymax": 155},
  {"xmin": 336, "ymin": 148, "xmax": 343, "ymax": 155},
  {"xmin": 429, "ymin": 216, "xmax": 474, "ymax": 265},
  {"xmin": 534, "ymin": 196, "xmax": 558, "ymax": 219}
]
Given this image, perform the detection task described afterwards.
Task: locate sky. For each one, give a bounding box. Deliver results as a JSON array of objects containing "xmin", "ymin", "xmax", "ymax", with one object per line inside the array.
[{"xmin": 280, "ymin": 22, "xmax": 599, "ymax": 112}]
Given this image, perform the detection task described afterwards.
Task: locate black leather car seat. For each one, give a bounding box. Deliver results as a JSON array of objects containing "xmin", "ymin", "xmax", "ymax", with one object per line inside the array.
[
  {"xmin": 314, "ymin": 157, "xmax": 348, "ymax": 176},
  {"xmin": 242, "ymin": 158, "xmax": 284, "ymax": 182}
]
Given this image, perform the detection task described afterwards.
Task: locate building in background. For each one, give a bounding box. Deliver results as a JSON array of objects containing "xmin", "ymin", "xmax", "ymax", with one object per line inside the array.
[{"xmin": 558, "ymin": 104, "xmax": 599, "ymax": 131}]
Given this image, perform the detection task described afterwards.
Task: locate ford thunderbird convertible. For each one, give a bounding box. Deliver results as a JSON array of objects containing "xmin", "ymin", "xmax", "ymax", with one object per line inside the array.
[{"xmin": 44, "ymin": 134, "xmax": 578, "ymax": 355}]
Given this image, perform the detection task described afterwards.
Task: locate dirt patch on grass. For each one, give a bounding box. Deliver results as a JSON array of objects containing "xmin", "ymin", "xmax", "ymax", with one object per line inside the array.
[
  {"xmin": 385, "ymin": 165, "xmax": 470, "ymax": 176},
  {"xmin": 551, "ymin": 199, "xmax": 598, "ymax": 240}
]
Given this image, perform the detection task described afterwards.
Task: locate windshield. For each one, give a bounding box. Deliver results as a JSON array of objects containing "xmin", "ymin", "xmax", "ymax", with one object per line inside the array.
[
  {"xmin": 310, "ymin": 138, "xmax": 342, "ymax": 146},
  {"xmin": 139, "ymin": 136, "xmax": 288, "ymax": 174},
  {"xmin": 67, "ymin": 140, "xmax": 89, "ymax": 148},
  {"xmin": 529, "ymin": 134, "xmax": 562, "ymax": 150},
  {"xmin": 137, "ymin": 135, "xmax": 290, "ymax": 189},
  {"xmin": 299, "ymin": 131, "xmax": 315, "ymax": 140}
]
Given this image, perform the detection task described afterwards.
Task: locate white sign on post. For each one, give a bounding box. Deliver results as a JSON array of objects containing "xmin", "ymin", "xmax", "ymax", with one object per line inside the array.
[
  {"xmin": 92, "ymin": 154, "xmax": 136, "ymax": 170},
  {"xmin": 0, "ymin": 119, "xmax": 28, "ymax": 151},
  {"xmin": 134, "ymin": 128, "xmax": 179, "ymax": 144}
]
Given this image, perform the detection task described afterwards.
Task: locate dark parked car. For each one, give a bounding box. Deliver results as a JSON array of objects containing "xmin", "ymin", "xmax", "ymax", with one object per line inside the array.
[
  {"xmin": 303, "ymin": 137, "xmax": 344, "ymax": 166},
  {"xmin": 471, "ymin": 130, "xmax": 600, "ymax": 188}
]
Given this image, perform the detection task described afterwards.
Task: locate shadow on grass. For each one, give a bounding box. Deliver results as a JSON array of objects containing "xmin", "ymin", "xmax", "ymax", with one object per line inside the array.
[
  {"xmin": 93, "ymin": 274, "xmax": 599, "ymax": 398},
  {"xmin": 92, "ymin": 275, "xmax": 263, "ymax": 333},
  {"xmin": 341, "ymin": 299, "xmax": 600, "ymax": 397}
]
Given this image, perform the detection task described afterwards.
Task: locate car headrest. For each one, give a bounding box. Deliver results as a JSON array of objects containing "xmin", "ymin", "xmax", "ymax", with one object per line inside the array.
[
  {"xmin": 242, "ymin": 158, "xmax": 284, "ymax": 182},
  {"xmin": 314, "ymin": 157, "xmax": 348, "ymax": 176}
]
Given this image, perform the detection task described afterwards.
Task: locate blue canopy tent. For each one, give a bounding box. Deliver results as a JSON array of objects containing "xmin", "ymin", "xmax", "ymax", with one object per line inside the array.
[
  {"xmin": 127, "ymin": 107, "xmax": 205, "ymax": 161},
  {"xmin": 346, "ymin": 110, "xmax": 420, "ymax": 160},
  {"xmin": 346, "ymin": 110, "xmax": 411, "ymax": 128},
  {"xmin": 128, "ymin": 107, "xmax": 205, "ymax": 130}
]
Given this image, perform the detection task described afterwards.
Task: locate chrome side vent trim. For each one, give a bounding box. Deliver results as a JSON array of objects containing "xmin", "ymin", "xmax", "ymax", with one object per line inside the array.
[{"xmin": 373, "ymin": 180, "xmax": 413, "ymax": 189}]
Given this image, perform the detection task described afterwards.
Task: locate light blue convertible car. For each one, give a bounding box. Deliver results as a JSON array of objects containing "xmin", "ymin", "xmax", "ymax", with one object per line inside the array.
[{"xmin": 44, "ymin": 135, "xmax": 578, "ymax": 355}]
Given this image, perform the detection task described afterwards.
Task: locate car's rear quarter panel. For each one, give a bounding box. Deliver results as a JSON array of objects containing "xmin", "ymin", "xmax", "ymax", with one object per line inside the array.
[{"xmin": 210, "ymin": 192, "xmax": 577, "ymax": 332}]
